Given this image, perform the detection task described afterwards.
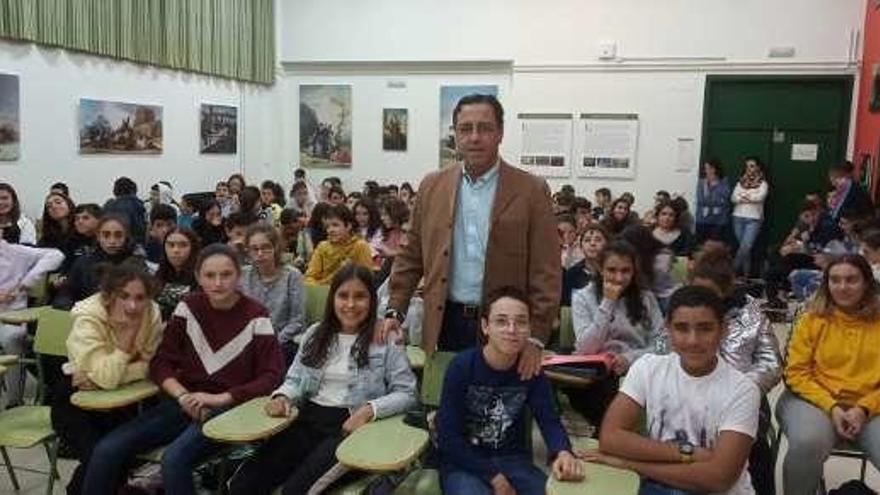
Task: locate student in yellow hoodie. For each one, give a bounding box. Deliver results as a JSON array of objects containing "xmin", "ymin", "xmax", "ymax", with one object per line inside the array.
[
  {"xmin": 304, "ymin": 204, "xmax": 374, "ymax": 285},
  {"xmin": 50, "ymin": 262, "xmax": 163, "ymax": 495},
  {"xmin": 778, "ymin": 253, "xmax": 880, "ymax": 495}
]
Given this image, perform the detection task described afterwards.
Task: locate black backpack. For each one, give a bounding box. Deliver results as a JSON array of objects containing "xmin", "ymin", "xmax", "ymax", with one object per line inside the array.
[{"xmin": 830, "ymin": 480, "xmax": 877, "ymax": 495}]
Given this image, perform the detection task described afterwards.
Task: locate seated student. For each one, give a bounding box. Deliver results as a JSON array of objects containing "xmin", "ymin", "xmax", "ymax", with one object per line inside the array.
[
  {"xmin": 558, "ymin": 214, "xmax": 584, "ymax": 270},
  {"xmin": 569, "ymin": 240, "xmax": 664, "ymax": 428},
  {"xmin": 437, "ymin": 286, "xmax": 584, "ymax": 495},
  {"xmin": 859, "ymin": 228, "xmax": 880, "ymax": 282},
  {"xmin": 765, "ymin": 199, "xmax": 837, "ymax": 306},
  {"xmin": 289, "ymin": 181, "xmax": 315, "ymax": 217},
  {"xmin": 229, "ymin": 265, "xmax": 417, "ymax": 495},
  {"xmin": 62, "ymin": 214, "xmax": 148, "ymax": 307},
  {"xmin": 601, "ymin": 197, "xmax": 638, "ymax": 236},
  {"xmin": 51, "ymin": 264, "xmax": 163, "ymax": 495},
  {"xmin": 622, "ymin": 225, "xmax": 678, "ymax": 313},
  {"xmin": 377, "ymin": 198, "xmax": 409, "ymax": 259},
  {"xmin": 0, "ymin": 228, "xmax": 64, "ymax": 407},
  {"xmin": 279, "ymin": 208, "xmax": 312, "ymax": 273},
  {"xmin": 0, "ymin": 183, "xmax": 37, "ymax": 245},
  {"xmin": 82, "ymin": 243, "xmax": 284, "ymax": 495},
  {"xmin": 103, "ymin": 177, "xmax": 147, "ymax": 245},
  {"xmin": 307, "ymin": 202, "xmax": 331, "ymax": 247},
  {"xmin": 651, "ymin": 199, "xmax": 695, "ymax": 257},
  {"xmin": 260, "ymin": 180, "xmax": 285, "ymax": 226},
  {"xmin": 327, "ymin": 185, "xmax": 346, "ymax": 206},
  {"xmin": 177, "ymin": 196, "xmax": 195, "ymax": 229},
  {"xmin": 304, "ymin": 204, "xmax": 373, "ymax": 285},
  {"xmin": 39, "ymin": 192, "xmax": 77, "ymax": 254},
  {"xmin": 241, "ymin": 224, "xmax": 305, "ymax": 365},
  {"xmin": 571, "ymin": 196, "xmax": 593, "ymax": 233},
  {"xmin": 777, "ymin": 254, "xmax": 880, "ymax": 495},
  {"xmin": 69, "ymin": 203, "xmax": 101, "ymax": 263},
  {"xmin": 658, "ymin": 247, "xmax": 781, "ymax": 495},
  {"xmin": 562, "ymin": 224, "xmax": 608, "ymax": 307},
  {"xmin": 641, "ymin": 190, "xmax": 671, "ymax": 228},
  {"xmin": 593, "ymin": 187, "xmax": 612, "ymax": 220},
  {"xmin": 585, "ymin": 285, "xmax": 760, "ymax": 495},
  {"xmin": 224, "ymin": 211, "xmax": 253, "ymax": 265},
  {"xmin": 215, "ymin": 181, "xmax": 233, "ymax": 218},
  {"xmin": 192, "ymin": 199, "xmax": 225, "ymax": 247},
  {"xmin": 144, "ymin": 203, "xmax": 177, "ymax": 264},
  {"xmin": 353, "ymin": 199, "xmax": 384, "ymax": 258},
  {"xmin": 155, "ymin": 227, "xmax": 200, "ymax": 321}
]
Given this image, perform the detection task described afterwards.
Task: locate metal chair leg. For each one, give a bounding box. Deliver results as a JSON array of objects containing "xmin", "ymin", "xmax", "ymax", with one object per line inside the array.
[
  {"xmin": 44, "ymin": 437, "xmax": 59, "ymax": 495},
  {"xmin": 0, "ymin": 446, "xmax": 19, "ymax": 491}
]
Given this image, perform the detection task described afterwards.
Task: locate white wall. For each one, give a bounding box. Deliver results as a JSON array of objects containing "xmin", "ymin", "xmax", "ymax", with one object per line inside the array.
[
  {"xmin": 278, "ymin": 0, "xmax": 866, "ymax": 212},
  {"xmin": 0, "ymin": 40, "xmax": 284, "ymax": 219}
]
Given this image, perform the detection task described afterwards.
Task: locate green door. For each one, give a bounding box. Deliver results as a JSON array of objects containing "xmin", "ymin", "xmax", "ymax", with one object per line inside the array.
[{"xmin": 701, "ymin": 76, "xmax": 853, "ymax": 247}]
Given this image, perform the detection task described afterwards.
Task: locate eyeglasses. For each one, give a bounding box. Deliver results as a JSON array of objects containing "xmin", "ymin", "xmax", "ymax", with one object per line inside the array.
[
  {"xmin": 489, "ymin": 317, "xmax": 530, "ymax": 333},
  {"xmin": 247, "ymin": 245, "xmax": 275, "ymax": 254},
  {"xmin": 453, "ymin": 122, "xmax": 498, "ymax": 136}
]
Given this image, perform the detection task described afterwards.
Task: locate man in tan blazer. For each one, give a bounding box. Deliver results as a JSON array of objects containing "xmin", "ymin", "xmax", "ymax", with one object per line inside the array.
[{"xmin": 381, "ymin": 94, "xmax": 560, "ymax": 377}]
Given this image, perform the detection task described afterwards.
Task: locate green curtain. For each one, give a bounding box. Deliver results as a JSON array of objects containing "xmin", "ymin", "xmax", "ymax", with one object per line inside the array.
[{"xmin": 0, "ymin": 0, "xmax": 274, "ymax": 84}]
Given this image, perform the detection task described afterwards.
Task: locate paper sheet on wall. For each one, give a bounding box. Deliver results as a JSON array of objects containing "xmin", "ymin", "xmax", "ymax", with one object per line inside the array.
[
  {"xmin": 573, "ymin": 113, "xmax": 639, "ymax": 179},
  {"xmin": 676, "ymin": 138, "xmax": 696, "ymax": 172},
  {"xmin": 791, "ymin": 143, "xmax": 819, "ymax": 162},
  {"xmin": 517, "ymin": 113, "xmax": 573, "ymax": 177}
]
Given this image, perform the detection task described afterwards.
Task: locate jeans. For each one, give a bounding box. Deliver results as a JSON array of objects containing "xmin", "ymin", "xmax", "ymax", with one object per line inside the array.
[
  {"xmin": 82, "ymin": 399, "xmax": 224, "ymax": 495},
  {"xmin": 732, "ymin": 216, "xmax": 762, "ymax": 276},
  {"xmin": 639, "ymin": 480, "xmax": 697, "ymax": 495},
  {"xmin": 0, "ymin": 323, "xmax": 27, "ymax": 404},
  {"xmin": 229, "ymin": 402, "xmax": 350, "ymax": 495},
  {"xmin": 441, "ymin": 454, "xmax": 546, "ymax": 495},
  {"xmin": 777, "ymin": 391, "xmax": 880, "ymax": 495}
]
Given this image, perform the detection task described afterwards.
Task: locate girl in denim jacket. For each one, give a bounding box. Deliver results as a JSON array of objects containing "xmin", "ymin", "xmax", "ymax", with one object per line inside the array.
[{"xmin": 230, "ymin": 264, "xmax": 417, "ymax": 495}]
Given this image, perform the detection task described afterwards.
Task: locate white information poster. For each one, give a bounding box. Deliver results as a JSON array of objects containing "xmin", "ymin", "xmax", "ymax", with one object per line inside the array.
[
  {"xmin": 791, "ymin": 143, "xmax": 819, "ymax": 162},
  {"xmin": 517, "ymin": 113, "xmax": 573, "ymax": 177},
  {"xmin": 573, "ymin": 113, "xmax": 639, "ymax": 179}
]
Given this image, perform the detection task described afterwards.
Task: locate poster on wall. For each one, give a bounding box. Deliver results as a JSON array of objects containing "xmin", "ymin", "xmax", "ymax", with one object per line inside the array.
[
  {"xmin": 383, "ymin": 108, "xmax": 408, "ymax": 152},
  {"xmin": 573, "ymin": 113, "xmax": 639, "ymax": 179},
  {"xmin": 79, "ymin": 99, "xmax": 163, "ymax": 154},
  {"xmin": 439, "ymin": 84, "xmax": 498, "ymax": 168},
  {"xmin": 517, "ymin": 113, "xmax": 573, "ymax": 178},
  {"xmin": 200, "ymin": 104, "xmax": 237, "ymax": 154},
  {"xmin": 299, "ymin": 84, "xmax": 352, "ymax": 168},
  {"xmin": 0, "ymin": 74, "xmax": 20, "ymax": 161}
]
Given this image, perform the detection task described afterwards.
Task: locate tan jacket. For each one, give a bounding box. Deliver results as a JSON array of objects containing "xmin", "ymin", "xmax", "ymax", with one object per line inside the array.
[
  {"xmin": 67, "ymin": 294, "xmax": 164, "ymax": 390},
  {"xmin": 388, "ymin": 160, "xmax": 560, "ymax": 352}
]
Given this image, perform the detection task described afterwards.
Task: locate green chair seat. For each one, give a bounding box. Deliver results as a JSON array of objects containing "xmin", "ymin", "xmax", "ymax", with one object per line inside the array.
[
  {"xmin": 0, "ymin": 406, "xmax": 53, "ymax": 448},
  {"xmin": 336, "ymin": 415, "xmax": 429, "ymax": 472},
  {"xmin": 393, "ymin": 468, "xmax": 441, "ymax": 495},
  {"xmin": 0, "ymin": 355, "xmax": 18, "ymax": 366},
  {"xmin": 546, "ymin": 438, "xmax": 640, "ymax": 495},
  {"xmin": 202, "ymin": 396, "xmax": 298, "ymax": 443},
  {"xmin": 304, "ymin": 284, "xmax": 330, "ymax": 326},
  {"xmin": 0, "ymin": 306, "xmax": 50, "ymax": 325},
  {"xmin": 71, "ymin": 380, "xmax": 159, "ymax": 411},
  {"xmin": 406, "ymin": 345, "xmax": 425, "ymax": 370}
]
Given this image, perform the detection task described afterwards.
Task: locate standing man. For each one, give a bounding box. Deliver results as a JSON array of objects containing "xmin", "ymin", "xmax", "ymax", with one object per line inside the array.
[{"xmin": 381, "ymin": 94, "xmax": 560, "ymax": 377}]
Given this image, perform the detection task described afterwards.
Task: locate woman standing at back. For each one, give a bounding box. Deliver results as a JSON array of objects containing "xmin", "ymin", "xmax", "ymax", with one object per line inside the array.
[{"xmin": 731, "ymin": 156, "xmax": 769, "ymax": 277}]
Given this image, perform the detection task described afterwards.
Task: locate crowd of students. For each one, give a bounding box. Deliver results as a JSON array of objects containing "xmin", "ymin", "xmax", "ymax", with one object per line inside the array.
[{"xmin": 0, "ymin": 150, "xmax": 879, "ymax": 494}]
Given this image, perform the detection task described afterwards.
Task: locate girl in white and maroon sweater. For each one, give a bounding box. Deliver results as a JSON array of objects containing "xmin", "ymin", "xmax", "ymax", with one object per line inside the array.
[{"xmin": 82, "ymin": 243, "xmax": 284, "ymax": 495}]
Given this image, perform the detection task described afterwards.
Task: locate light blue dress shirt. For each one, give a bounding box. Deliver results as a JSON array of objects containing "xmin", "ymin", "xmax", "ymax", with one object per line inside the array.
[{"xmin": 448, "ymin": 163, "xmax": 500, "ymax": 303}]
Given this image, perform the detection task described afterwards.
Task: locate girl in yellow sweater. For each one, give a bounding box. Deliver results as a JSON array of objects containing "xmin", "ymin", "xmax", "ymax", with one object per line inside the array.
[
  {"xmin": 51, "ymin": 263, "xmax": 163, "ymax": 495},
  {"xmin": 305, "ymin": 204, "xmax": 374, "ymax": 285},
  {"xmin": 778, "ymin": 253, "xmax": 880, "ymax": 495}
]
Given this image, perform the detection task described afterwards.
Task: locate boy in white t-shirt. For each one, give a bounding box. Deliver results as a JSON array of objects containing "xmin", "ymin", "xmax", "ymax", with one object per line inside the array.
[{"xmin": 582, "ymin": 285, "xmax": 760, "ymax": 495}]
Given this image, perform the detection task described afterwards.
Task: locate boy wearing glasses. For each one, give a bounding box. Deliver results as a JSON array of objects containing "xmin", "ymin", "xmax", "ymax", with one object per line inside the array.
[{"xmin": 436, "ymin": 286, "xmax": 583, "ymax": 495}]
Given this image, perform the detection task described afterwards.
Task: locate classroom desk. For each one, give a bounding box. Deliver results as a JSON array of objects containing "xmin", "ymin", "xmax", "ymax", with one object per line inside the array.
[
  {"xmin": 336, "ymin": 415, "xmax": 429, "ymax": 472},
  {"xmin": 406, "ymin": 345, "xmax": 425, "ymax": 370},
  {"xmin": 71, "ymin": 380, "xmax": 160, "ymax": 411},
  {"xmin": 0, "ymin": 306, "xmax": 49, "ymax": 325},
  {"xmin": 0, "ymin": 355, "xmax": 17, "ymax": 366},
  {"xmin": 202, "ymin": 396, "xmax": 298, "ymax": 443},
  {"xmin": 546, "ymin": 438, "xmax": 640, "ymax": 495}
]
